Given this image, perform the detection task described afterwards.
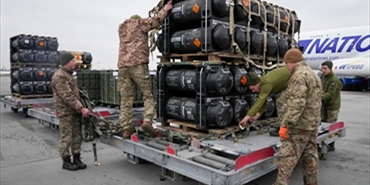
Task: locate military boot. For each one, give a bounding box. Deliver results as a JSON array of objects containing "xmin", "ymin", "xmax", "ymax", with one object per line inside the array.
[
  {"xmin": 123, "ymin": 128, "xmax": 134, "ymax": 139},
  {"xmin": 141, "ymin": 121, "xmax": 157, "ymax": 137},
  {"xmin": 73, "ymin": 153, "xmax": 87, "ymax": 169},
  {"xmin": 62, "ymin": 155, "xmax": 79, "ymax": 171}
]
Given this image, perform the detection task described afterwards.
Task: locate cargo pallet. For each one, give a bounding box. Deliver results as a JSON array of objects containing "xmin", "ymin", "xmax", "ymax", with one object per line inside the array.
[
  {"xmin": 0, "ymin": 94, "xmax": 54, "ymax": 116},
  {"xmin": 157, "ymin": 119, "xmax": 241, "ymax": 138},
  {"xmin": 157, "ymin": 52, "xmax": 283, "ymax": 65},
  {"xmin": 10, "ymin": 62, "xmax": 58, "ymax": 68},
  {"xmin": 101, "ymin": 121, "xmax": 345, "ymax": 185},
  {"xmin": 157, "ymin": 117, "xmax": 278, "ymax": 138},
  {"xmin": 23, "ymin": 97, "xmax": 346, "ymax": 185},
  {"xmin": 12, "ymin": 93, "xmax": 53, "ymax": 99},
  {"xmin": 75, "ymin": 63, "xmax": 92, "ymax": 69}
]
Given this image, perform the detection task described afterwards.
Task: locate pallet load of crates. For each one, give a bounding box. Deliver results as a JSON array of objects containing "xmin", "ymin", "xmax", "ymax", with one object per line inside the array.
[
  {"xmin": 10, "ymin": 34, "xmax": 60, "ymax": 99},
  {"xmin": 61, "ymin": 50, "xmax": 93, "ymax": 70},
  {"xmin": 9, "ymin": 33, "xmax": 94, "ymax": 99},
  {"xmin": 75, "ymin": 69, "xmax": 157, "ymax": 108},
  {"xmin": 154, "ymin": 0, "xmax": 301, "ymax": 136}
]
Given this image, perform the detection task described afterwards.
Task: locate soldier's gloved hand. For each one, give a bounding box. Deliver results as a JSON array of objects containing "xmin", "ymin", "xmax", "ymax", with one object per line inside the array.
[{"xmin": 279, "ymin": 126, "xmax": 289, "ymax": 140}]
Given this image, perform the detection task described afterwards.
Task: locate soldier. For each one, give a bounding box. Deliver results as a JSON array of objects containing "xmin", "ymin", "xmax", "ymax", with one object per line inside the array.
[
  {"xmin": 321, "ymin": 60, "xmax": 341, "ymax": 151},
  {"xmin": 238, "ymin": 68, "xmax": 292, "ymax": 130},
  {"xmin": 117, "ymin": 1, "xmax": 173, "ymax": 138},
  {"xmin": 273, "ymin": 48, "xmax": 322, "ymax": 185},
  {"xmin": 51, "ymin": 52, "xmax": 90, "ymax": 171}
]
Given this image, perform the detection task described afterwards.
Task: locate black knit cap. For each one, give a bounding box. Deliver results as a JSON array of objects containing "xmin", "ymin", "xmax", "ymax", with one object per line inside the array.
[
  {"xmin": 246, "ymin": 72, "xmax": 260, "ymax": 86},
  {"xmin": 59, "ymin": 52, "xmax": 74, "ymax": 66},
  {"xmin": 322, "ymin": 61, "xmax": 333, "ymax": 70}
]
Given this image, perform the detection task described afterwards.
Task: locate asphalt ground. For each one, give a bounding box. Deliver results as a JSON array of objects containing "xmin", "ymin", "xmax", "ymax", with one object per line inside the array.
[{"xmin": 0, "ymin": 75, "xmax": 369, "ymax": 185}]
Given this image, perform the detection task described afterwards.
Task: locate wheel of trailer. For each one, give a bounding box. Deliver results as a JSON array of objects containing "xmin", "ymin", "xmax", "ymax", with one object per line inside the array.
[
  {"xmin": 22, "ymin": 108, "xmax": 29, "ymax": 117},
  {"xmin": 11, "ymin": 107, "xmax": 19, "ymax": 113}
]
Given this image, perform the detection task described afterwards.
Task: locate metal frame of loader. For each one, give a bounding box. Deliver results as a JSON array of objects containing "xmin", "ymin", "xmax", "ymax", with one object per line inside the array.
[
  {"xmin": 0, "ymin": 94, "xmax": 54, "ymax": 117},
  {"xmin": 26, "ymin": 105, "xmax": 144, "ymax": 129},
  {"xmin": 24, "ymin": 104, "xmax": 346, "ymax": 185},
  {"xmin": 100, "ymin": 121, "xmax": 346, "ymax": 185}
]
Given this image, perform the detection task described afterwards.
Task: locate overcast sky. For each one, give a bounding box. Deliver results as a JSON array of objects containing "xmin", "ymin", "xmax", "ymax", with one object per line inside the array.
[{"xmin": 1, "ymin": 0, "xmax": 369, "ymax": 70}]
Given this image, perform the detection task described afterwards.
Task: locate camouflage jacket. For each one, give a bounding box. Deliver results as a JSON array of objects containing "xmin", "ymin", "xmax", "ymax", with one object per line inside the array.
[
  {"xmin": 280, "ymin": 61, "xmax": 323, "ymax": 130},
  {"xmin": 117, "ymin": 9, "xmax": 167, "ymax": 68},
  {"xmin": 51, "ymin": 67, "xmax": 83, "ymax": 118}
]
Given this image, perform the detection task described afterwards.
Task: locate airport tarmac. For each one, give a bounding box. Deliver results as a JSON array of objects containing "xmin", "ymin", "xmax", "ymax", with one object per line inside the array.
[{"xmin": 0, "ymin": 75, "xmax": 369, "ymax": 185}]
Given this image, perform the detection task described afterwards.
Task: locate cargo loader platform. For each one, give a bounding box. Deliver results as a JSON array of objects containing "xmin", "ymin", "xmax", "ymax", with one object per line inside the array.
[
  {"xmin": 23, "ymin": 101, "xmax": 346, "ymax": 185},
  {"xmin": 100, "ymin": 121, "xmax": 346, "ymax": 185}
]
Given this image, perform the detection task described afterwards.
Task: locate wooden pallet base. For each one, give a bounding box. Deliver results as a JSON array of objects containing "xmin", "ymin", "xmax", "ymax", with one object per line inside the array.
[
  {"xmin": 157, "ymin": 119, "xmax": 240, "ymax": 138},
  {"xmin": 158, "ymin": 52, "xmax": 242, "ymax": 64},
  {"xmin": 157, "ymin": 52, "xmax": 283, "ymax": 65},
  {"xmin": 12, "ymin": 93, "xmax": 53, "ymax": 99},
  {"xmin": 11, "ymin": 62, "xmax": 58, "ymax": 68},
  {"xmin": 95, "ymin": 102, "xmax": 144, "ymax": 108},
  {"xmin": 75, "ymin": 63, "xmax": 92, "ymax": 69}
]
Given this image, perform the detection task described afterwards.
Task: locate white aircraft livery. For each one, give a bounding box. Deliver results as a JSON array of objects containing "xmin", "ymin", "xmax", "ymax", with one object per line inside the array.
[{"xmin": 298, "ymin": 25, "xmax": 370, "ymax": 90}]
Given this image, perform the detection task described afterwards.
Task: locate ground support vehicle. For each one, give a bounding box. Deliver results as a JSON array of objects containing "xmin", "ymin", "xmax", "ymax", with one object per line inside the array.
[
  {"xmin": 101, "ymin": 121, "xmax": 345, "ymax": 185},
  {"xmin": 22, "ymin": 98, "xmax": 346, "ymax": 185}
]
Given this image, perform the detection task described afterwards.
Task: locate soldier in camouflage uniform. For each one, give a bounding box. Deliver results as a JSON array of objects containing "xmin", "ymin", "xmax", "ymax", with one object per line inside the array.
[
  {"xmin": 273, "ymin": 48, "xmax": 322, "ymax": 185},
  {"xmin": 51, "ymin": 52, "xmax": 90, "ymax": 171},
  {"xmin": 117, "ymin": 1, "xmax": 173, "ymax": 138},
  {"xmin": 321, "ymin": 61, "xmax": 341, "ymax": 151},
  {"xmin": 238, "ymin": 68, "xmax": 292, "ymax": 130}
]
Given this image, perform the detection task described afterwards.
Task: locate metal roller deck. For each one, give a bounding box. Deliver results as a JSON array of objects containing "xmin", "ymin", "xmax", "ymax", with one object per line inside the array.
[{"xmin": 100, "ymin": 121, "xmax": 346, "ymax": 185}]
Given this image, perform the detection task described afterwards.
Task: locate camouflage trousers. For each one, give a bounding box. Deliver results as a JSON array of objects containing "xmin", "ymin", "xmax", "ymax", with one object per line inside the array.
[
  {"xmin": 59, "ymin": 114, "xmax": 83, "ymax": 158},
  {"xmin": 273, "ymin": 129, "xmax": 319, "ymax": 185},
  {"xmin": 271, "ymin": 94, "xmax": 286, "ymax": 128},
  {"xmin": 321, "ymin": 108, "xmax": 339, "ymax": 123},
  {"xmin": 118, "ymin": 64, "xmax": 155, "ymax": 130}
]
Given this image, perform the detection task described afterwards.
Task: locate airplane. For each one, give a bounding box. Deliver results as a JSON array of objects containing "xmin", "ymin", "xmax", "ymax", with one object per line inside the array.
[{"xmin": 298, "ymin": 25, "xmax": 370, "ymax": 90}]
